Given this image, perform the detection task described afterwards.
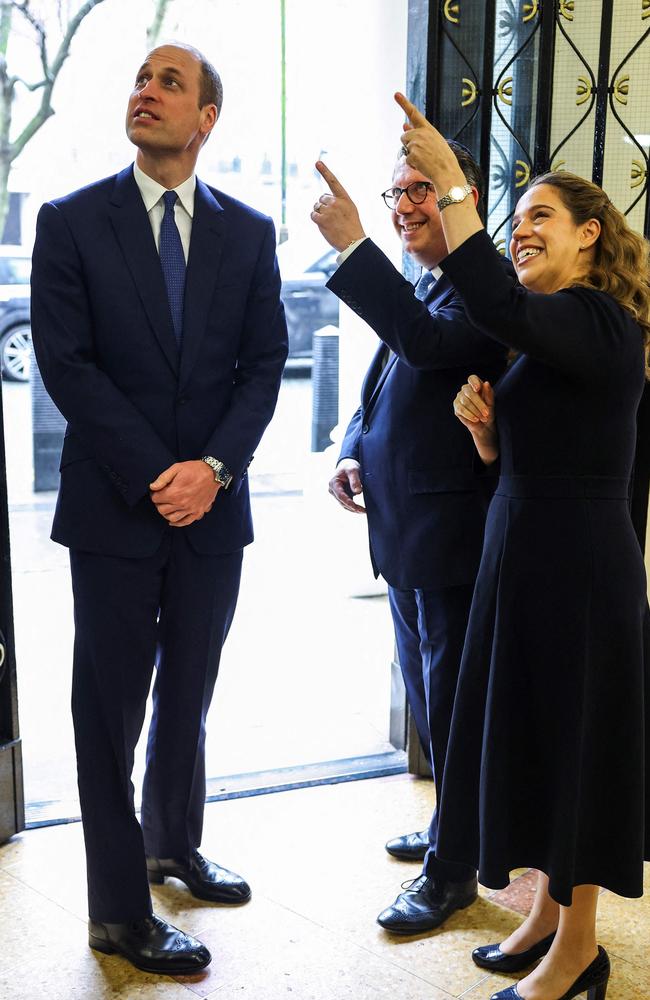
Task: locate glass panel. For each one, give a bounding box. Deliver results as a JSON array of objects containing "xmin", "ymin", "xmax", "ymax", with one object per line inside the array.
[{"xmin": 2, "ymin": 0, "xmax": 407, "ymax": 825}]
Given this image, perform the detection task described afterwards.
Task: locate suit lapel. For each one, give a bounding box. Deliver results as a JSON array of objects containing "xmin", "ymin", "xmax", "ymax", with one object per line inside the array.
[
  {"xmin": 426, "ymin": 273, "xmax": 453, "ymax": 311},
  {"xmin": 178, "ymin": 179, "xmax": 225, "ymax": 386},
  {"xmin": 108, "ymin": 166, "xmax": 179, "ymax": 376}
]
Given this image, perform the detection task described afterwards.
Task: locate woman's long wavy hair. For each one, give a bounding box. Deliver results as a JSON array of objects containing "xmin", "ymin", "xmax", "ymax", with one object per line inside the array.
[{"xmin": 529, "ymin": 170, "xmax": 650, "ymax": 374}]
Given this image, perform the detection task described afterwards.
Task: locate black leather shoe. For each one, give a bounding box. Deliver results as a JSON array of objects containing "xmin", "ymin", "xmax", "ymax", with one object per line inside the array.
[
  {"xmin": 147, "ymin": 850, "xmax": 251, "ymax": 903},
  {"xmin": 489, "ymin": 945, "xmax": 610, "ymax": 1000},
  {"xmin": 88, "ymin": 913, "xmax": 211, "ymax": 975},
  {"xmin": 384, "ymin": 829, "xmax": 429, "ymax": 861},
  {"xmin": 472, "ymin": 931, "xmax": 556, "ymax": 971},
  {"xmin": 377, "ymin": 873, "xmax": 478, "ymax": 933}
]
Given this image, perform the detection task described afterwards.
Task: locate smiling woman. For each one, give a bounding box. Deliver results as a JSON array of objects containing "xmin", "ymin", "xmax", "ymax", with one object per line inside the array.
[{"xmin": 395, "ymin": 93, "xmax": 650, "ymax": 1000}]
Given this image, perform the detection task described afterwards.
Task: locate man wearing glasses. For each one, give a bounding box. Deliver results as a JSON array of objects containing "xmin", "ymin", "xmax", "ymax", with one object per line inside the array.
[{"xmin": 311, "ymin": 146, "xmax": 508, "ymax": 933}]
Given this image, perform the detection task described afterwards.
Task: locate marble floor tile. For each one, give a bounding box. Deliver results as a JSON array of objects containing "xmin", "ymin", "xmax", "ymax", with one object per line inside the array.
[
  {"xmin": 201, "ymin": 917, "xmax": 454, "ymax": 1000},
  {"xmin": 0, "ymin": 950, "xmax": 197, "ymax": 1000},
  {"xmin": 489, "ymin": 869, "xmax": 537, "ymax": 916},
  {"xmin": 596, "ymin": 888, "xmax": 649, "ymax": 969},
  {"xmin": 0, "ymin": 869, "xmax": 85, "ymax": 978},
  {"xmin": 0, "ymin": 777, "xmax": 648, "ymax": 999}
]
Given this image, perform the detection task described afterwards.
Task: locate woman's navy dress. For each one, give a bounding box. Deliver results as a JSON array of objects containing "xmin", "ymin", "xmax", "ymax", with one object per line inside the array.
[{"xmin": 436, "ymin": 230, "xmax": 650, "ymax": 906}]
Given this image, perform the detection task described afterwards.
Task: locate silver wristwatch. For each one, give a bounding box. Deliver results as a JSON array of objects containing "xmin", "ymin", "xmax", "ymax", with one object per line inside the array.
[
  {"xmin": 201, "ymin": 455, "xmax": 233, "ymax": 489},
  {"xmin": 436, "ymin": 184, "xmax": 472, "ymax": 211}
]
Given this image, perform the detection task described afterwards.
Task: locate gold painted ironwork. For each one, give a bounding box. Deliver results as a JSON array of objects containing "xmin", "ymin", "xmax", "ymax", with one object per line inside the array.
[
  {"xmin": 494, "ymin": 238, "xmax": 507, "ymax": 256},
  {"xmin": 523, "ymin": 0, "xmax": 539, "ymax": 21},
  {"xmin": 515, "ymin": 160, "xmax": 531, "ymax": 188},
  {"xmin": 461, "ymin": 78, "xmax": 478, "ymax": 107},
  {"xmin": 559, "ymin": 0, "xmax": 574, "ymax": 19},
  {"xmin": 551, "ymin": 158, "xmax": 566, "ymax": 172},
  {"xmin": 443, "ymin": 0, "xmax": 460, "ymax": 23},
  {"xmin": 613, "ymin": 75, "xmax": 629, "ymax": 105},
  {"xmin": 497, "ymin": 77, "xmax": 513, "ymax": 106},
  {"xmin": 643, "ymin": 0, "xmax": 650, "ymax": 20},
  {"xmin": 576, "ymin": 76, "xmax": 593, "ymax": 106},
  {"xmin": 631, "ymin": 160, "xmax": 647, "ymax": 189}
]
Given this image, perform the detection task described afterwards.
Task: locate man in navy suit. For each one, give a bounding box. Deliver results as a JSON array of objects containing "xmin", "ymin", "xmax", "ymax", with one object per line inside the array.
[
  {"xmin": 31, "ymin": 44, "xmax": 287, "ymax": 974},
  {"xmin": 311, "ymin": 151, "xmax": 507, "ymax": 932}
]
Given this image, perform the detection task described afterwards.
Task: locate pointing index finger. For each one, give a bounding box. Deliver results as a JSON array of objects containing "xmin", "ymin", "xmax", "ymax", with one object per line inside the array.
[
  {"xmin": 315, "ymin": 160, "xmax": 350, "ymax": 198},
  {"xmin": 394, "ymin": 91, "xmax": 429, "ymax": 128}
]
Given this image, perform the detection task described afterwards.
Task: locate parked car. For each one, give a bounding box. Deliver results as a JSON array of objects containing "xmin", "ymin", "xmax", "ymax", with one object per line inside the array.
[
  {"xmin": 277, "ymin": 237, "xmax": 339, "ymax": 365},
  {"xmin": 0, "ymin": 237, "xmax": 340, "ymax": 382},
  {"xmin": 0, "ymin": 246, "xmax": 31, "ymax": 383}
]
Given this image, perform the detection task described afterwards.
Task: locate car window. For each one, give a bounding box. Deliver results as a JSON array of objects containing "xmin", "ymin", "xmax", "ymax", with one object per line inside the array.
[
  {"xmin": 306, "ymin": 250, "xmax": 337, "ymax": 276},
  {"xmin": 0, "ymin": 257, "xmax": 30, "ymax": 284}
]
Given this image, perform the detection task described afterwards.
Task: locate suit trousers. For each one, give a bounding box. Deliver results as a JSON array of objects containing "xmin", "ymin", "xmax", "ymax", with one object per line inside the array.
[
  {"xmin": 388, "ymin": 584, "xmax": 475, "ymax": 882},
  {"xmin": 70, "ymin": 530, "xmax": 243, "ymax": 922}
]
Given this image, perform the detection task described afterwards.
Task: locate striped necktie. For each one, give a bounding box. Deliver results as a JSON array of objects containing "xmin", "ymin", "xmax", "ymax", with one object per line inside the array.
[
  {"xmin": 414, "ymin": 269, "xmax": 436, "ymax": 302},
  {"xmin": 159, "ymin": 190, "xmax": 186, "ymax": 345}
]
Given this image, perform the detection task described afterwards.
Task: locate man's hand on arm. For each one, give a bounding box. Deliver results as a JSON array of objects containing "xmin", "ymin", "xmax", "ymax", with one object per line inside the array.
[
  {"xmin": 329, "ymin": 459, "xmax": 366, "ymax": 513},
  {"xmin": 311, "ymin": 162, "xmax": 366, "ymax": 252},
  {"xmin": 150, "ymin": 461, "xmax": 220, "ymax": 527},
  {"xmin": 453, "ymin": 375, "xmax": 499, "ymax": 466}
]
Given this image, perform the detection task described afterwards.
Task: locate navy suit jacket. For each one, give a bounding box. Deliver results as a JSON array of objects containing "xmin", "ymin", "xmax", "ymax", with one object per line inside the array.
[
  {"xmin": 329, "ymin": 238, "xmax": 509, "ymax": 590},
  {"xmin": 30, "ymin": 165, "xmax": 288, "ymax": 558}
]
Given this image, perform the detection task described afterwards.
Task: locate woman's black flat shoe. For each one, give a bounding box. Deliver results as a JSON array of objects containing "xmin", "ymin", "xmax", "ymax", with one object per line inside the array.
[
  {"xmin": 489, "ymin": 945, "xmax": 610, "ymax": 1000},
  {"xmin": 472, "ymin": 931, "xmax": 556, "ymax": 972}
]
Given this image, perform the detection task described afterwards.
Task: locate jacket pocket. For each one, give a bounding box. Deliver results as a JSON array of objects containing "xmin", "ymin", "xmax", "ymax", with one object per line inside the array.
[
  {"xmin": 408, "ymin": 469, "xmax": 478, "ymax": 495},
  {"xmin": 59, "ymin": 434, "xmax": 92, "ymax": 471}
]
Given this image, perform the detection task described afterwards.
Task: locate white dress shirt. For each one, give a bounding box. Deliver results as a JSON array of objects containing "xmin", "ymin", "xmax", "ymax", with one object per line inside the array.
[{"xmin": 133, "ymin": 161, "xmax": 195, "ymax": 263}]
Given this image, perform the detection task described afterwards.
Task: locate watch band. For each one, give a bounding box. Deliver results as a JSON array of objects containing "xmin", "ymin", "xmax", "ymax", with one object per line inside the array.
[
  {"xmin": 436, "ymin": 184, "xmax": 472, "ymax": 211},
  {"xmin": 201, "ymin": 455, "xmax": 233, "ymax": 489}
]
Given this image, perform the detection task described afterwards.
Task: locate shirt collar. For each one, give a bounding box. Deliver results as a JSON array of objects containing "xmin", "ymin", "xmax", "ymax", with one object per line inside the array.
[
  {"xmin": 133, "ymin": 161, "xmax": 196, "ymax": 218},
  {"xmin": 430, "ymin": 265, "xmax": 443, "ymax": 282}
]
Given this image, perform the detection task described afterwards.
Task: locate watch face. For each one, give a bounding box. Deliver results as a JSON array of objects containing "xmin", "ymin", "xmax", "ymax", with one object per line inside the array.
[{"xmin": 450, "ymin": 186, "xmax": 467, "ymax": 201}]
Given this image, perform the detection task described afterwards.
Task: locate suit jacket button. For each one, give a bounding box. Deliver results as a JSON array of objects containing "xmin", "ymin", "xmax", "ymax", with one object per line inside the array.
[{"xmin": 362, "ymin": 422, "xmax": 369, "ymax": 434}]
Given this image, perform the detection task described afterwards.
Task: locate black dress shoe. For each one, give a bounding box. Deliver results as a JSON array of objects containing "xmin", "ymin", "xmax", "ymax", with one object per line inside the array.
[
  {"xmin": 384, "ymin": 829, "xmax": 429, "ymax": 861},
  {"xmin": 88, "ymin": 913, "xmax": 211, "ymax": 975},
  {"xmin": 489, "ymin": 945, "xmax": 610, "ymax": 1000},
  {"xmin": 377, "ymin": 873, "xmax": 478, "ymax": 933},
  {"xmin": 472, "ymin": 931, "xmax": 556, "ymax": 971},
  {"xmin": 147, "ymin": 849, "xmax": 251, "ymax": 903}
]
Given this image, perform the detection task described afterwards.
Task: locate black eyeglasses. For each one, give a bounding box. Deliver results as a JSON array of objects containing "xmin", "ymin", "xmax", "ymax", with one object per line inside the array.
[{"xmin": 381, "ymin": 181, "xmax": 435, "ymax": 209}]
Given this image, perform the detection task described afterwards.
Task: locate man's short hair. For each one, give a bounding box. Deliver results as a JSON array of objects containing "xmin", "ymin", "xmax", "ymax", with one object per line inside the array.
[{"xmin": 198, "ymin": 56, "xmax": 223, "ymax": 114}]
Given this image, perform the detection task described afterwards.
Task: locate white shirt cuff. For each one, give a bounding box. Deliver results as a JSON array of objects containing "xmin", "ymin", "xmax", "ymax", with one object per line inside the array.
[{"xmin": 336, "ymin": 236, "xmax": 369, "ymax": 266}]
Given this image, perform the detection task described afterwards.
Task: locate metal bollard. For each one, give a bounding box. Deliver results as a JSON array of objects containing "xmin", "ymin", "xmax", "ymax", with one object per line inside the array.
[
  {"xmin": 311, "ymin": 325, "xmax": 339, "ymax": 452},
  {"xmin": 31, "ymin": 361, "xmax": 65, "ymax": 492}
]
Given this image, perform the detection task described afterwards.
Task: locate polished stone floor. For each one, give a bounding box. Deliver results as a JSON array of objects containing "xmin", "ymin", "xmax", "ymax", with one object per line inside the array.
[{"xmin": 0, "ymin": 773, "xmax": 647, "ymax": 999}]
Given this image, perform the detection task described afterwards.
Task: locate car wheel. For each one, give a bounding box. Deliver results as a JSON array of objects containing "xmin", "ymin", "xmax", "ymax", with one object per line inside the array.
[{"xmin": 0, "ymin": 323, "xmax": 32, "ymax": 382}]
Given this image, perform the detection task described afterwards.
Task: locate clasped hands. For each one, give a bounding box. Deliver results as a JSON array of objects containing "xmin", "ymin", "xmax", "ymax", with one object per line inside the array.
[
  {"xmin": 454, "ymin": 377, "xmax": 499, "ymax": 465},
  {"xmin": 150, "ymin": 460, "xmax": 219, "ymax": 527}
]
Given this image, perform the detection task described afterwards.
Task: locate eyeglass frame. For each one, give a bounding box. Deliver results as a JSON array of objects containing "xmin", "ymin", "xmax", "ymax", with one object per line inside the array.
[{"xmin": 381, "ymin": 181, "xmax": 436, "ymax": 209}]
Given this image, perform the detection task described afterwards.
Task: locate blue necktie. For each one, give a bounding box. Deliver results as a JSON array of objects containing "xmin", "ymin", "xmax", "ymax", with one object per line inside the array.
[
  {"xmin": 414, "ymin": 269, "xmax": 435, "ymax": 302},
  {"xmin": 159, "ymin": 190, "xmax": 186, "ymax": 345}
]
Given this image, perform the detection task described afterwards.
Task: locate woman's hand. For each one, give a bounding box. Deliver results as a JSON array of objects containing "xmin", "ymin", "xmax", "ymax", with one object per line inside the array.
[
  {"xmin": 394, "ymin": 92, "xmax": 465, "ymax": 193},
  {"xmin": 454, "ymin": 375, "xmax": 499, "ymax": 465}
]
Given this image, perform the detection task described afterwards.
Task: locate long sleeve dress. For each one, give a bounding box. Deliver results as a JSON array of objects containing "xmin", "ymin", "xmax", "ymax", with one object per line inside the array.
[{"xmin": 435, "ymin": 229, "xmax": 650, "ymax": 906}]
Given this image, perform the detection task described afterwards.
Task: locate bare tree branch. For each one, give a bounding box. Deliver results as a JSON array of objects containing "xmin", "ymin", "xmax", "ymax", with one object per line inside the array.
[
  {"xmin": 147, "ymin": 0, "xmax": 174, "ymax": 49},
  {"xmin": 0, "ymin": 0, "xmax": 108, "ymax": 236},
  {"xmin": 13, "ymin": 0, "xmax": 48, "ymax": 80},
  {"xmin": 11, "ymin": 0, "xmax": 107, "ymax": 159}
]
